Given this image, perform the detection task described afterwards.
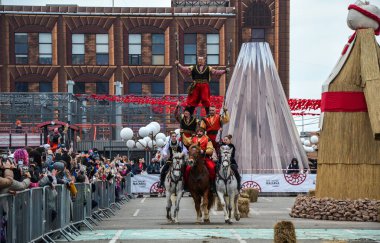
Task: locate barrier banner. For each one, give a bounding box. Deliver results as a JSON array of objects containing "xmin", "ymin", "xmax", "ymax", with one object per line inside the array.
[
  {"xmin": 131, "ymin": 174, "xmax": 160, "ymax": 193},
  {"xmin": 131, "ymin": 173, "xmax": 316, "ymax": 193},
  {"xmin": 241, "ymin": 173, "xmax": 316, "ymax": 192}
]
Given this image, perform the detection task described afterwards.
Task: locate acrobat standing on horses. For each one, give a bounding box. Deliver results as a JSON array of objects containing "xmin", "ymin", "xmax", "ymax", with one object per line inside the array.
[
  {"xmin": 175, "ymin": 56, "xmax": 227, "ymax": 115},
  {"xmin": 200, "ymin": 105, "xmax": 229, "ymax": 154},
  {"xmin": 159, "ymin": 131, "xmax": 188, "ymax": 188},
  {"xmin": 174, "ymin": 101, "xmax": 199, "ymax": 148}
]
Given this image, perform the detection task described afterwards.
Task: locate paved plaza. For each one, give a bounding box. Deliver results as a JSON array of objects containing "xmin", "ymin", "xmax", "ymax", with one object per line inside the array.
[{"xmin": 60, "ymin": 195, "xmax": 380, "ymax": 243}]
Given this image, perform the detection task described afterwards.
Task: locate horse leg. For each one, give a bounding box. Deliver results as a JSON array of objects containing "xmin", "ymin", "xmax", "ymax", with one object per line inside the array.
[
  {"xmin": 165, "ymin": 186, "xmax": 172, "ymax": 222},
  {"xmin": 216, "ymin": 185, "xmax": 229, "ymax": 223},
  {"xmin": 193, "ymin": 194, "xmax": 202, "ymax": 224},
  {"xmin": 173, "ymin": 183, "xmax": 183, "ymax": 224},
  {"xmin": 234, "ymin": 193, "xmax": 240, "ymax": 221},
  {"xmin": 202, "ymin": 190, "xmax": 210, "ymax": 224},
  {"xmin": 227, "ymin": 193, "xmax": 233, "ymax": 224}
]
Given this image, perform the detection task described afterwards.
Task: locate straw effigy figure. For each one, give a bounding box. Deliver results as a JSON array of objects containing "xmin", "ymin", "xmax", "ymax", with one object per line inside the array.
[{"xmin": 316, "ymin": 0, "xmax": 380, "ymax": 200}]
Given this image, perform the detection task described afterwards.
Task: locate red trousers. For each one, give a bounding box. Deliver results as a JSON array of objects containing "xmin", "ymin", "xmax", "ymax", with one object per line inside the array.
[
  {"xmin": 186, "ymin": 83, "xmax": 210, "ymax": 107},
  {"xmin": 184, "ymin": 157, "xmax": 216, "ymax": 186}
]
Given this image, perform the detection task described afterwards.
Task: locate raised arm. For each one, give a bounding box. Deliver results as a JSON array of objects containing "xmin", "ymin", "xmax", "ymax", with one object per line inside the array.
[
  {"xmin": 210, "ymin": 67, "xmax": 227, "ymax": 79},
  {"xmin": 175, "ymin": 60, "xmax": 192, "ymax": 76}
]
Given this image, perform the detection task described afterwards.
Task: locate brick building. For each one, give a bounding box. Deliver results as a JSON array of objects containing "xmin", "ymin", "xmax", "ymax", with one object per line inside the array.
[{"xmin": 0, "ymin": 0, "xmax": 290, "ymax": 97}]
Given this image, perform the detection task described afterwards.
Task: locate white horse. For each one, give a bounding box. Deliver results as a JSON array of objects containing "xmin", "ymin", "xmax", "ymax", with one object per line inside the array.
[
  {"xmin": 216, "ymin": 145, "xmax": 240, "ymax": 224},
  {"xmin": 164, "ymin": 152, "xmax": 186, "ymax": 223}
]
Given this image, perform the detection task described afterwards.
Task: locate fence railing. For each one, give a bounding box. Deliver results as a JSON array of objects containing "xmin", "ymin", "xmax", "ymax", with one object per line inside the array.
[{"xmin": 0, "ymin": 174, "xmax": 132, "ymax": 243}]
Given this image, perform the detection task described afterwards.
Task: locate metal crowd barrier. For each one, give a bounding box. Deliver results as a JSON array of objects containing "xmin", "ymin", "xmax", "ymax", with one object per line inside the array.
[{"xmin": 0, "ymin": 174, "xmax": 133, "ymax": 243}]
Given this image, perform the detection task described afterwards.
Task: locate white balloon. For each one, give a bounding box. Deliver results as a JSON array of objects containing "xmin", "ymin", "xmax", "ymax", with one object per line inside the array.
[
  {"xmin": 136, "ymin": 139, "xmax": 147, "ymax": 149},
  {"xmin": 149, "ymin": 122, "xmax": 161, "ymax": 135},
  {"xmin": 126, "ymin": 140, "xmax": 135, "ymax": 149},
  {"xmin": 120, "ymin": 127, "xmax": 133, "ymax": 140},
  {"xmin": 143, "ymin": 136, "xmax": 152, "ymax": 143},
  {"xmin": 155, "ymin": 132, "xmax": 166, "ymax": 141},
  {"xmin": 138, "ymin": 127, "xmax": 149, "ymax": 138},
  {"xmin": 303, "ymin": 140, "xmax": 311, "ymax": 147},
  {"xmin": 174, "ymin": 129, "xmax": 180, "ymax": 135},
  {"xmin": 303, "ymin": 145, "xmax": 314, "ymax": 153},
  {"xmin": 147, "ymin": 140, "xmax": 156, "ymax": 149},
  {"xmin": 156, "ymin": 139, "xmax": 165, "ymax": 147},
  {"xmin": 145, "ymin": 124, "xmax": 155, "ymax": 135},
  {"xmin": 310, "ymin": 135, "xmax": 319, "ymax": 144}
]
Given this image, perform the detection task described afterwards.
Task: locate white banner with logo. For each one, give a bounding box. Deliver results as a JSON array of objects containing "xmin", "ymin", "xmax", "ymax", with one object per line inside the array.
[{"xmin": 131, "ymin": 173, "xmax": 316, "ymax": 193}]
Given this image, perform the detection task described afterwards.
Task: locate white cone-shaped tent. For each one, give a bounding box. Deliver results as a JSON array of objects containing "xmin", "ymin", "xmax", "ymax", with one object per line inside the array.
[{"xmin": 222, "ymin": 42, "xmax": 308, "ymax": 173}]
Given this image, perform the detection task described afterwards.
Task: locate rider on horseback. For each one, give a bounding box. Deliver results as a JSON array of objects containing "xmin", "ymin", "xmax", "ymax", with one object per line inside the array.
[
  {"xmin": 220, "ymin": 135, "xmax": 241, "ymax": 190},
  {"xmin": 188, "ymin": 127, "xmax": 217, "ymax": 193},
  {"xmin": 158, "ymin": 131, "xmax": 188, "ymax": 188}
]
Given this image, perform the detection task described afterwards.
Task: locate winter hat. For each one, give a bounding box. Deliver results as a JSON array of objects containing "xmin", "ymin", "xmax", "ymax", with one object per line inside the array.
[{"xmin": 53, "ymin": 161, "xmax": 65, "ymax": 172}]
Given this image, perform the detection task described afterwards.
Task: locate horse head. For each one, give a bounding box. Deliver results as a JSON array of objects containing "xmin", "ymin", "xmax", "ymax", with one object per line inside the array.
[
  {"xmin": 171, "ymin": 152, "xmax": 185, "ymax": 177},
  {"xmin": 220, "ymin": 145, "xmax": 233, "ymax": 168},
  {"xmin": 187, "ymin": 144, "xmax": 202, "ymax": 167}
]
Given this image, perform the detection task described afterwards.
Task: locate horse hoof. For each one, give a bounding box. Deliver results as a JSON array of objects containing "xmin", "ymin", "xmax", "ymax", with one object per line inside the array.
[
  {"xmin": 235, "ymin": 215, "xmax": 241, "ymax": 221},
  {"xmin": 228, "ymin": 220, "xmax": 233, "ymax": 225},
  {"xmin": 203, "ymin": 219, "xmax": 210, "ymax": 224}
]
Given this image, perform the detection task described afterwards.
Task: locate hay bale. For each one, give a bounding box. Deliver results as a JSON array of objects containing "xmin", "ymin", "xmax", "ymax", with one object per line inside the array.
[
  {"xmin": 240, "ymin": 193, "xmax": 250, "ymax": 199},
  {"xmin": 242, "ymin": 188, "xmax": 259, "ymax": 202},
  {"xmin": 308, "ymin": 190, "xmax": 315, "ymax": 196},
  {"xmin": 274, "ymin": 221, "xmax": 296, "ymax": 243},
  {"xmin": 238, "ymin": 197, "xmax": 250, "ymax": 218}
]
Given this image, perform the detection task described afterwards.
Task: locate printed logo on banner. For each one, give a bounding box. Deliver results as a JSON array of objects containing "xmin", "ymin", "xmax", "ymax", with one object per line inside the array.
[
  {"xmin": 283, "ymin": 173, "xmax": 307, "ymax": 185},
  {"xmin": 266, "ymin": 179, "xmax": 280, "ymax": 187},
  {"xmin": 150, "ymin": 181, "xmax": 165, "ymax": 195},
  {"xmin": 241, "ymin": 181, "xmax": 262, "ymax": 192},
  {"xmin": 133, "ymin": 179, "xmax": 147, "ymax": 187}
]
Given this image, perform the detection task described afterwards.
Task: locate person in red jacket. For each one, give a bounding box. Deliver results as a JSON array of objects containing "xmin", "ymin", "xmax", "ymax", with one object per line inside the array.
[{"xmin": 175, "ymin": 56, "xmax": 227, "ymax": 115}]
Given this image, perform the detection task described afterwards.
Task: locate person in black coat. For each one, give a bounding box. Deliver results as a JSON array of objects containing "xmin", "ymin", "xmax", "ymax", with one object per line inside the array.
[
  {"xmin": 221, "ymin": 135, "xmax": 241, "ymax": 190},
  {"xmin": 287, "ymin": 158, "xmax": 300, "ymax": 174}
]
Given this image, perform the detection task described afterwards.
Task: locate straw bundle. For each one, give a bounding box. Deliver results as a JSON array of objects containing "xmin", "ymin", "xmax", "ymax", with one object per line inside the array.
[
  {"xmin": 316, "ymin": 29, "xmax": 380, "ymax": 200},
  {"xmin": 273, "ymin": 221, "xmax": 296, "ymax": 243},
  {"xmin": 240, "ymin": 193, "xmax": 250, "ymax": 199},
  {"xmin": 238, "ymin": 197, "xmax": 250, "ymax": 218},
  {"xmin": 242, "ymin": 188, "xmax": 259, "ymax": 202},
  {"xmin": 308, "ymin": 190, "xmax": 315, "ymax": 197}
]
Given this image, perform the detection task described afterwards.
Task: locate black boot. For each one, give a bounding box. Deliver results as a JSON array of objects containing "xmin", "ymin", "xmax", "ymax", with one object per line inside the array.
[
  {"xmin": 231, "ymin": 164, "xmax": 241, "ymax": 190},
  {"xmin": 159, "ymin": 163, "xmax": 170, "ymax": 188},
  {"xmin": 186, "ymin": 106, "xmax": 196, "ymax": 115},
  {"xmin": 210, "ymin": 180, "xmax": 216, "ymax": 193}
]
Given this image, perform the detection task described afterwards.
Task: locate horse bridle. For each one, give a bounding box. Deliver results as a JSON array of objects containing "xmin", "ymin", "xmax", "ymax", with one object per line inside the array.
[{"xmin": 169, "ymin": 156, "xmax": 183, "ymax": 183}]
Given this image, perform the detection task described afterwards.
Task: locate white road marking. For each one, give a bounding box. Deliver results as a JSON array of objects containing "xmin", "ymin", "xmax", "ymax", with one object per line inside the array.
[
  {"xmin": 230, "ymin": 229, "xmax": 247, "ymax": 243},
  {"xmin": 140, "ymin": 197, "xmax": 146, "ymax": 203},
  {"xmin": 109, "ymin": 230, "xmax": 123, "ymax": 243},
  {"xmin": 133, "ymin": 209, "xmax": 140, "ymax": 217},
  {"xmin": 286, "ymin": 208, "xmax": 292, "ymax": 211},
  {"xmin": 250, "ymin": 208, "xmax": 260, "ymax": 215}
]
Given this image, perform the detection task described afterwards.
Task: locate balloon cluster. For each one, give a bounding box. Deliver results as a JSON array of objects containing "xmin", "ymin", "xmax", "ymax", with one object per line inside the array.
[
  {"xmin": 301, "ymin": 135, "xmax": 319, "ymax": 153},
  {"xmin": 120, "ymin": 122, "xmax": 168, "ymax": 150}
]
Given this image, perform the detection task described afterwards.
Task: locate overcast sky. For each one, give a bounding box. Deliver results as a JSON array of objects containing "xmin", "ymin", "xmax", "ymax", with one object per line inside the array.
[{"xmin": 2, "ymin": 0, "xmax": 380, "ymax": 131}]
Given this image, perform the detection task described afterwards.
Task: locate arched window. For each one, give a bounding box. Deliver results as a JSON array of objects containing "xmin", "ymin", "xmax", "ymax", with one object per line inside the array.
[{"xmin": 245, "ymin": 2, "xmax": 272, "ymax": 28}]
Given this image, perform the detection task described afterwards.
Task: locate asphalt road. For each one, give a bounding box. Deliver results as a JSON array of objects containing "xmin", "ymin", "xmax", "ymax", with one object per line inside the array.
[{"xmin": 58, "ymin": 194, "xmax": 380, "ymax": 243}]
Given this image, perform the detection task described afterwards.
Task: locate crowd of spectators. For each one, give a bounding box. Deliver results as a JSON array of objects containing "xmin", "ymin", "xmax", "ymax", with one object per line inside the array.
[{"xmin": 0, "ymin": 145, "xmax": 138, "ymax": 201}]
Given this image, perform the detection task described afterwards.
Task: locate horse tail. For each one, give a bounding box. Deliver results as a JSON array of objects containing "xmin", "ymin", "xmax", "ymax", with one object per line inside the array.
[{"xmin": 207, "ymin": 192, "xmax": 215, "ymax": 210}]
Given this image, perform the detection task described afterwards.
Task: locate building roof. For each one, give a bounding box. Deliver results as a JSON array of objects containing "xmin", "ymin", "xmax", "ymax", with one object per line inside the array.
[{"xmin": 0, "ymin": 5, "xmax": 236, "ymax": 16}]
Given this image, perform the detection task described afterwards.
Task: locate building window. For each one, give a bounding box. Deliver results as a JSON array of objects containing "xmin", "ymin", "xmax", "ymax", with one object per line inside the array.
[
  {"xmin": 207, "ymin": 34, "xmax": 219, "ymax": 65},
  {"xmin": 245, "ymin": 2, "xmax": 272, "ymax": 27},
  {"xmin": 15, "ymin": 33, "xmax": 28, "ymax": 64},
  {"xmin": 252, "ymin": 28, "xmax": 265, "ymax": 42},
  {"xmin": 184, "ymin": 34, "xmax": 197, "ymax": 65},
  {"xmin": 210, "ymin": 81, "xmax": 219, "ymax": 95},
  {"xmin": 74, "ymin": 82, "xmax": 85, "ymax": 94},
  {"xmin": 129, "ymin": 34, "xmax": 141, "ymax": 65},
  {"xmin": 15, "ymin": 82, "xmax": 28, "ymax": 92},
  {"xmin": 96, "ymin": 82, "xmax": 109, "ymax": 94},
  {"xmin": 151, "ymin": 83, "xmax": 164, "ymax": 95},
  {"xmin": 96, "ymin": 34, "xmax": 109, "ymax": 65},
  {"xmin": 129, "ymin": 83, "xmax": 142, "ymax": 94},
  {"xmin": 39, "ymin": 82, "xmax": 52, "ymax": 92},
  {"xmin": 152, "ymin": 34, "xmax": 165, "ymax": 65},
  {"xmin": 72, "ymin": 34, "xmax": 85, "ymax": 65},
  {"xmin": 39, "ymin": 33, "xmax": 52, "ymax": 64}
]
